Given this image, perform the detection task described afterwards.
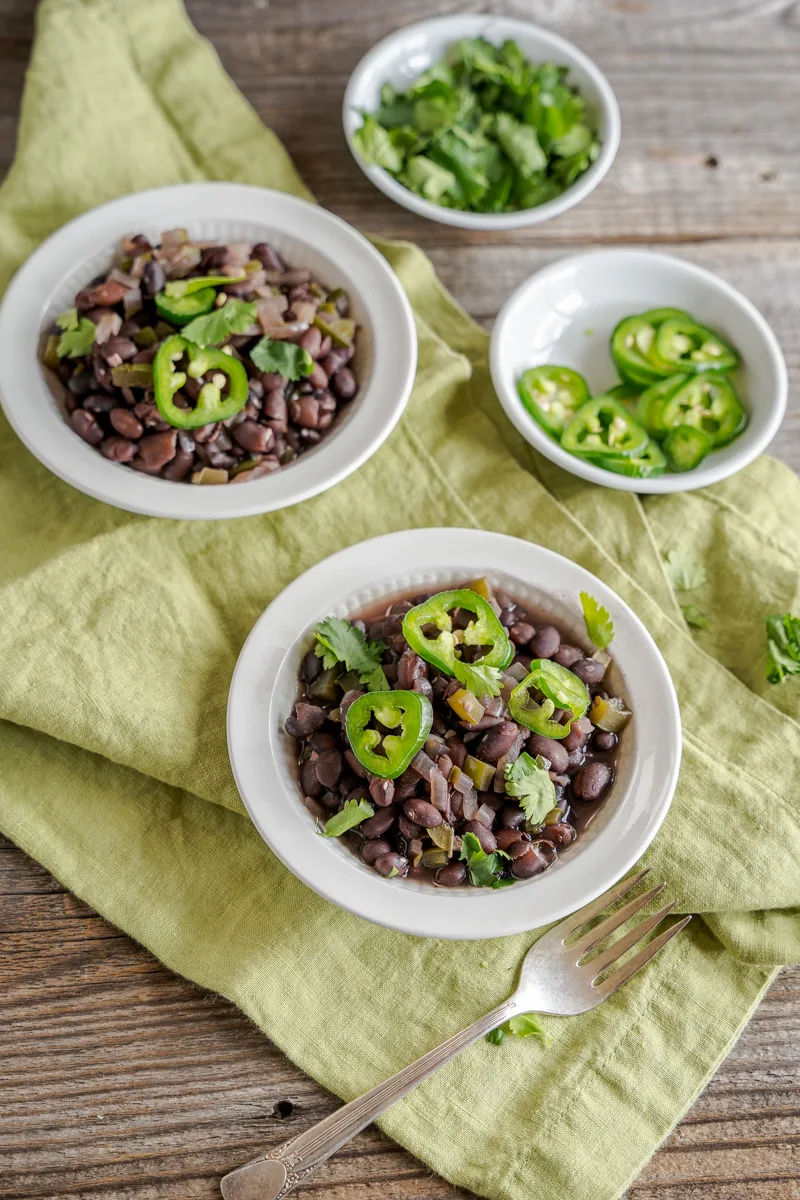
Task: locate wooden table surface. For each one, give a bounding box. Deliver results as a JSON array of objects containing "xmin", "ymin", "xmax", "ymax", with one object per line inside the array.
[{"xmin": 2, "ymin": 1, "xmax": 799, "ymax": 1197}]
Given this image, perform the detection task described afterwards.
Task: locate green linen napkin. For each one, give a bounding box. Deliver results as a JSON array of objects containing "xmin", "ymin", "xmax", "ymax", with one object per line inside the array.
[{"xmin": 1, "ymin": 3, "xmax": 799, "ymax": 1198}]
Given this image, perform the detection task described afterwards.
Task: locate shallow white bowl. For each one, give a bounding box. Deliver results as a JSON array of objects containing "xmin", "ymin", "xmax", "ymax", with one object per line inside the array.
[
  {"xmin": 490, "ymin": 249, "xmax": 788, "ymax": 494},
  {"xmin": 343, "ymin": 15, "xmax": 621, "ymax": 231},
  {"xmin": 0, "ymin": 183, "xmax": 417, "ymax": 520},
  {"xmin": 227, "ymin": 528, "xmax": 681, "ymax": 941}
]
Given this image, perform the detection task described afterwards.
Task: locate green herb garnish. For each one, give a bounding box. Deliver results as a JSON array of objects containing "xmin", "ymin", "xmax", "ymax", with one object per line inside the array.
[
  {"xmin": 250, "ymin": 337, "xmax": 314, "ymax": 380},
  {"xmin": 504, "ymin": 752, "xmax": 556, "ymax": 828},
  {"xmin": 55, "ymin": 308, "xmax": 96, "ymax": 358},
  {"xmin": 314, "ymin": 617, "xmax": 388, "ymax": 691},
  {"xmin": 180, "ymin": 299, "xmax": 257, "ymax": 347},
  {"xmin": 682, "ymin": 605, "xmax": 709, "ymax": 630},
  {"xmin": 322, "ymin": 797, "xmax": 374, "ymax": 838},
  {"xmin": 579, "ymin": 591, "xmax": 614, "ymax": 650},
  {"xmin": 353, "ymin": 38, "xmax": 600, "ymax": 216},
  {"xmin": 453, "ymin": 659, "xmax": 503, "ymax": 698},
  {"xmin": 486, "ymin": 1013, "xmax": 551, "ymax": 1047},
  {"xmin": 664, "ymin": 547, "xmax": 707, "ymax": 592},
  {"xmin": 765, "ymin": 613, "xmax": 800, "ymax": 684},
  {"xmin": 459, "ymin": 831, "xmax": 513, "ymax": 889}
]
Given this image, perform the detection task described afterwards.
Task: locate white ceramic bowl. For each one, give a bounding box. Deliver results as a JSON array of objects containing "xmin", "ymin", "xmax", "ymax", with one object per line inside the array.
[
  {"xmin": 227, "ymin": 529, "xmax": 681, "ymax": 941},
  {"xmin": 490, "ymin": 249, "xmax": 788, "ymax": 494},
  {"xmin": 343, "ymin": 15, "xmax": 621, "ymax": 231},
  {"xmin": 0, "ymin": 183, "xmax": 417, "ymax": 520}
]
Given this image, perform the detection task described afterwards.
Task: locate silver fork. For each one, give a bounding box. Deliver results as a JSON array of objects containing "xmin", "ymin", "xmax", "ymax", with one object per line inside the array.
[{"xmin": 220, "ymin": 869, "xmax": 690, "ymax": 1200}]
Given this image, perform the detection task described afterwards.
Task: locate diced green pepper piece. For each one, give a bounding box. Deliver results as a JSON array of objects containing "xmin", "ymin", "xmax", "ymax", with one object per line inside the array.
[
  {"xmin": 447, "ymin": 688, "xmax": 485, "ymax": 725},
  {"xmin": 111, "ymin": 363, "xmax": 154, "ymax": 388},
  {"xmin": 463, "ymin": 755, "xmax": 497, "ymax": 791}
]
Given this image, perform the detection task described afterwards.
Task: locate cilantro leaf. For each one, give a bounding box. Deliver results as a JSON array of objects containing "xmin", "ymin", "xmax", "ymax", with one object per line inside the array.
[
  {"xmin": 504, "ymin": 753, "xmax": 556, "ymax": 828},
  {"xmin": 313, "ymin": 617, "xmax": 387, "ymax": 688},
  {"xmin": 180, "ymin": 299, "xmax": 257, "ymax": 347},
  {"xmin": 459, "ymin": 831, "xmax": 512, "ymax": 888},
  {"xmin": 453, "ymin": 659, "xmax": 503, "ymax": 698},
  {"xmin": 495, "ymin": 112, "xmax": 547, "ymax": 177},
  {"xmin": 55, "ymin": 308, "xmax": 79, "ymax": 331},
  {"xmin": 682, "ymin": 605, "xmax": 709, "ymax": 630},
  {"xmin": 579, "ymin": 591, "xmax": 614, "ymax": 651},
  {"xmin": 322, "ymin": 797, "xmax": 374, "ymax": 838},
  {"xmin": 250, "ymin": 337, "xmax": 314, "ymax": 380},
  {"xmin": 354, "ymin": 114, "xmax": 404, "ymax": 172},
  {"xmin": 765, "ymin": 613, "xmax": 800, "ymax": 684},
  {"xmin": 57, "ymin": 314, "xmax": 96, "ymax": 358},
  {"xmin": 403, "ymin": 155, "xmax": 460, "ymax": 202},
  {"xmin": 664, "ymin": 547, "xmax": 707, "ymax": 592},
  {"xmin": 487, "ymin": 1013, "xmax": 551, "ymax": 1046}
]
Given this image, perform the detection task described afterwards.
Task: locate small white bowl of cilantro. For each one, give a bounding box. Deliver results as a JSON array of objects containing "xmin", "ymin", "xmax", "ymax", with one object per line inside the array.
[{"xmin": 343, "ymin": 15, "xmax": 620, "ymax": 230}]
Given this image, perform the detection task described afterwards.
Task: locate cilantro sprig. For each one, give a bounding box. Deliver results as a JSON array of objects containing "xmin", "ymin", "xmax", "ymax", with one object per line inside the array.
[
  {"xmin": 664, "ymin": 547, "xmax": 707, "ymax": 592},
  {"xmin": 250, "ymin": 337, "xmax": 314, "ymax": 380},
  {"xmin": 579, "ymin": 591, "xmax": 614, "ymax": 651},
  {"xmin": 453, "ymin": 659, "xmax": 503, "ymax": 698},
  {"xmin": 765, "ymin": 613, "xmax": 800, "ymax": 684},
  {"xmin": 322, "ymin": 797, "xmax": 374, "ymax": 838},
  {"xmin": 181, "ymin": 299, "xmax": 257, "ymax": 346},
  {"xmin": 55, "ymin": 308, "xmax": 96, "ymax": 358},
  {"xmin": 314, "ymin": 617, "xmax": 388, "ymax": 691},
  {"xmin": 459, "ymin": 831, "xmax": 513, "ymax": 889},
  {"xmin": 504, "ymin": 753, "xmax": 556, "ymax": 828},
  {"xmin": 486, "ymin": 1013, "xmax": 551, "ymax": 1047}
]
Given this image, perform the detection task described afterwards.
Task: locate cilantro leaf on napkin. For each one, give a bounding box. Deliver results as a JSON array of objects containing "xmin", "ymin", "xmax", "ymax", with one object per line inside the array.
[
  {"xmin": 765, "ymin": 613, "xmax": 800, "ymax": 684},
  {"xmin": 579, "ymin": 591, "xmax": 614, "ymax": 650},
  {"xmin": 682, "ymin": 605, "xmax": 709, "ymax": 630},
  {"xmin": 504, "ymin": 752, "xmax": 556, "ymax": 828},
  {"xmin": 664, "ymin": 547, "xmax": 707, "ymax": 592},
  {"xmin": 322, "ymin": 797, "xmax": 374, "ymax": 838},
  {"xmin": 459, "ymin": 832, "xmax": 512, "ymax": 888},
  {"xmin": 487, "ymin": 1013, "xmax": 551, "ymax": 1046},
  {"xmin": 181, "ymin": 299, "xmax": 257, "ymax": 346},
  {"xmin": 250, "ymin": 337, "xmax": 314, "ymax": 380},
  {"xmin": 56, "ymin": 308, "xmax": 96, "ymax": 358},
  {"xmin": 314, "ymin": 617, "xmax": 388, "ymax": 690}
]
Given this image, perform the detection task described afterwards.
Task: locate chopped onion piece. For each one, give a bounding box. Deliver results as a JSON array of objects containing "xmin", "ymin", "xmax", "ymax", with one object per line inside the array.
[
  {"xmin": 429, "ymin": 767, "xmax": 449, "ymax": 812},
  {"xmin": 93, "ymin": 311, "xmax": 122, "ymax": 345},
  {"xmin": 475, "ymin": 803, "xmax": 496, "ymax": 828},
  {"xmin": 411, "ymin": 749, "xmax": 436, "ymax": 780}
]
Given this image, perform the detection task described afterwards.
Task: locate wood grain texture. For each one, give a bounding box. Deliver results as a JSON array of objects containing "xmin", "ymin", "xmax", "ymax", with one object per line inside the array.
[{"xmin": 1, "ymin": 0, "xmax": 799, "ymax": 1197}]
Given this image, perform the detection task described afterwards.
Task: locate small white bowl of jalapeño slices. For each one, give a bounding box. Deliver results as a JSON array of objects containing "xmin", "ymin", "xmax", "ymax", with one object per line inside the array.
[{"xmin": 490, "ymin": 249, "xmax": 788, "ymax": 494}]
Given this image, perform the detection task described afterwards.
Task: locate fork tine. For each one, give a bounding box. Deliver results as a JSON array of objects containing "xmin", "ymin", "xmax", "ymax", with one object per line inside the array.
[
  {"xmin": 595, "ymin": 915, "xmax": 692, "ymax": 997},
  {"xmin": 570, "ymin": 882, "xmax": 667, "ymax": 958},
  {"xmin": 551, "ymin": 868, "xmax": 651, "ymax": 941},
  {"xmin": 585, "ymin": 898, "xmax": 678, "ymax": 978}
]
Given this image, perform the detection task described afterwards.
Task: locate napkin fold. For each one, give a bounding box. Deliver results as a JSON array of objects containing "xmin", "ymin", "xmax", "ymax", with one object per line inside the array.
[{"xmin": 1, "ymin": 3, "xmax": 798, "ymax": 1199}]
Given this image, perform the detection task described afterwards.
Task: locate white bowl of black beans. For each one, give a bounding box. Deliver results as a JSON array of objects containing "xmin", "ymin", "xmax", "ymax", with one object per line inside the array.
[
  {"xmin": 227, "ymin": 528, "xmax": 682, "ymax": 940},
  {"xmin": 0, "ymin": 183, "xmax": 417, "ymax": 519}
]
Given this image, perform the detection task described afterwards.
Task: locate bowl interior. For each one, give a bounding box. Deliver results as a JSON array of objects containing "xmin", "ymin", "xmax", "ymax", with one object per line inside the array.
[
  {"xmin": 228, "ymin": 529, "xmax": 681, "ymax": 940},
  {"xmin": 273, "ymin": 568, "xmax": 636, "ymax": 892},
  {"xmin": 343, "ymin": 14, "xmax": 619, "ymax": 229},
  {"xmin": 39, "ymin": 217, "xmax": 374, "ymax": 474},
  {"xmin": 491, "ymin": 250, "xmax": 786, "ymax": 492}
]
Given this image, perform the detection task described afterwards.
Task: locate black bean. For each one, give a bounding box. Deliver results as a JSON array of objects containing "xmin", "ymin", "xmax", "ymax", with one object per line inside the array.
[
  {"xmin": 509, "ymin": 622, "xmax": 535, "ymax": 645},
  {"xmin": 553, "ymin": 644, "xmax": 583, "ymax": 668},
  {"xmin": 593, "ymin": 730, "xmax": 618, "ymax": 752},
  {"xmin": 461, "ymin": 821, "xmax": 497, "ymax": 853},
  {"xmin": 331, "ymin": 368, "xmax": 357, "ymax": 401},
  {"xmin": 403, "ymin": 798, "xmax": 442, "ymax": 828},
  {"xmin": 67, "ymin": 371, "xmax": 96, "ymax": 396},
  {"xmin": 300, "ymin": 758, "xmax": 322, "ymax": 798},
  {"xmin": 315, "ymin": 749, "xmax": 343, "ymax": 790},
  {"xmin": 526, "ymin": 733, "xmax": 569, "ymax": 774},
  {"xmin": 289, "ymin": 396, "xmax": 321, "ymax": 429},
  {"xmin": 397, "ymin": 649, "xmax": 426, "ymax": 690},
  {"xmin": 566, "ymin": 750, "xmax": 585, "ymax": 775},
  {"xmin": 361, "ymin": 808, "xmax": 397, "ymax": 838},
  {"xmin": 530, "ymin": 624, "xmax": 560, "ymax": 659},
  {"xmin": 141, "ymin": 260, "xmax": 166, "ymax": 298},
  {"xmin": 539, "ymin": 822, "xmax": 576, "ymax": 847},
  {"xmin": 369, "ymin": 777, "xmax": 395, "ymax": 807},
  {"xmin": 563, "ymin": 717, "xmax": 594, "ymax": 753},
  {"xmin": 436, "ymin": 862, "xmax": 467, "ymax": 887},
  {"xmin": 234, "ymin": 420, "xmax": 275, "ymax": 454},
  {"xmin": 361, "ymin": 838, "xmax": 392, "ymax": 865},
  {"xmin": 70, "ymin": 409, "xmax": 104, "ymax": 445},
  {"xmin": 285, "ymin": 703, "xmax": 327, "ymax": 738},
  {"xmin": 498, "ymin": 803, "xmax": 526, "ymax": 830},
  {"xmin": 137, "ymin": 430, "xmax": 177, "ymax": 470},
  {"xmin": 495, "ymin": 828, "xmax": 529, "ymax": 852},
  {"xmin": 394, "ymin": 768, "xmax": 419, "ymax": 801},
  {"xmin": 573, "ymin": 657, "xmax": 607, "ymax": 685},
  {"xmin": 298, "ymin": 327, "xmax": 322, "ymax": 358},
  {"xmin": 252, "ymin": 242, "xmax": 285, "ymax": 273},
  {"xmin": 374, "ymin": 852, "xmax": 408, "ymax": 878},
  {"xmin": 100, "ymin": 436, "xmax": 137, "ymax": 463},
  {"xmin": 343, "ymin": 748, "xmax": 369, "ymax": 780},
  {"xmin": 572, "ymin": 761, "xmax": 612, "ymax": 801},
  {"xmin": 321, "ymin": 350, "xmax": 348, "ymax": 377},
  {"xmin": 109, "ymin": 408, "xmax": 143, "ymax": 439},
  {"xmin": 162, "ymin": 449, "xmax": 194, "ymax": 481},
  {"xmin": 100, "ymin": 336, "xmax": 137, "ymax": 365},
  {"xmin": 398, "ymin": 815, "xmax": 424, "ymax": 840},
  {"xmin": 477, "ymin": 721, "xmax": 519, "ymax": 764},
  {"xmin": 511, "ymin": 847, "xmax": 548, "ymax": 879}
]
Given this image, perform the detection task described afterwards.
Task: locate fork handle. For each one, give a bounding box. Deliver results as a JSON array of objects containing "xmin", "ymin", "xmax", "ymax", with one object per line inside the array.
[{"xmin": 220, "ymin": 998, "xmax": 519, "ymax": 1200}]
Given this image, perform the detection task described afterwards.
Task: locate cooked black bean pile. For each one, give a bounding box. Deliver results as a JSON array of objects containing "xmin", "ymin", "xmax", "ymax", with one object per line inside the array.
[
  {"xmin": 43, "ymin": 232, "xmax": 358, "ymax": 485},
  {"xmin": 286, "ymin": 588, "xmax": 624, "ymax": 888}
]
